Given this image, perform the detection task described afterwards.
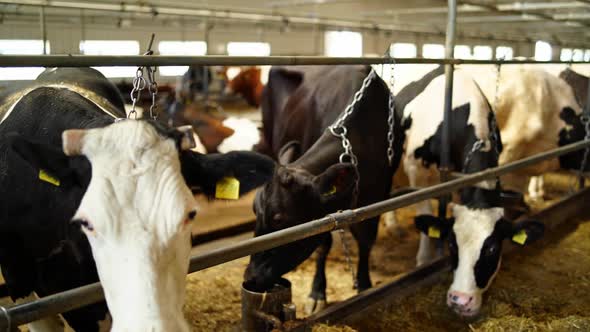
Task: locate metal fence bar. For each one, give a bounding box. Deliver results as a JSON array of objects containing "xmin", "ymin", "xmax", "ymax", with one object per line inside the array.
[
  {"xmin": 1, "ymin": 139, "xmax": 589, "ymax": 329},
  {"xmin": 1, "ymin": 55, "xmax": 590, "ymax": 67}
]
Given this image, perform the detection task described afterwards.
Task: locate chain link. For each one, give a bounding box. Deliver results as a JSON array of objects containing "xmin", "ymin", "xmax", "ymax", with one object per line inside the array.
[
  {"xmin": 387, "ymin": 57, "xmax": 396, "ymax": 166},
  {"xmin": 128, "ymin": 34, "xmax": 159, "ymax": 120},
  {"xmin": 129, "ymin": 67, "xmax": 146, "ymax": 119},
  {"xmin": 338, "ymin": 228, "xmax": 357, "ymax": 289}
]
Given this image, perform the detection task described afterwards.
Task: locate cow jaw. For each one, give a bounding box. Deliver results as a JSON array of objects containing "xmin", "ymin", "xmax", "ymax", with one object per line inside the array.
[
  {"xmin": 67, "ymin": 120, "xmax": 194, "ymax": 332},
  {"xmin": 449, "ymin": 205, "xmax": 504, "ymax": 317}
]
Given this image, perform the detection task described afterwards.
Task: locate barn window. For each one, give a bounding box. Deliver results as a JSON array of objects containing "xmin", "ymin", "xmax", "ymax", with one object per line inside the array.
[
  {"xmin": 473, "ymin": 45, "xmax": 493, "ymax": 60},
  {"xmin": 454, "ymin": 45, "xmax": 472, "ymax": 59},
  {"xmin": 534, "ymin": 41, "xmax": 552, "ymax": 61},
  {"xmin": 422, "ymin": 44, "xmax": 445, "ymax": 59},
  {"xmin": 585, "ymin": 50, "xmax": 590, "ymax": 62},
  {"xmin": 80, "ymin": 40, "xmax": 140, "ymax": 78},
  {"xmin": 158, "ymin": 41, "xmax": 207, "ymax": 76},
  {"xmin": 226, "ymin": 42, "xmax": 271, "ymax": 56},
  {"xmin": 572, "ymin": 49, "xmax": 584, "ymax": 62},
  {"xmin": 324, "ymin": 31, "xmax": 362, "ymax": 57},
  {"xmin": 390, "ymin": 43, "xmax": 417, "ymax": 58},
  {"xmin": 496, "ymin": 46, "xmax": 514, "ymax": 60},
  {"xmin": 561, "ymin": 48, "xmax": 573, "ymax": 61},
  {"xmin": 0, "ymin": 39, "xmax": 50, "ymax": 80}
]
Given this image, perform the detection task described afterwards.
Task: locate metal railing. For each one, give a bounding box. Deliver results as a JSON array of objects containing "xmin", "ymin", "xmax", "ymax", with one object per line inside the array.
[
  {"xmin": 0, "ymin": 55, "xmax": 589, "ymax": 67},
  {"xmin": 1, "ymin": 139, "xmax": 589, "ymax": 329}
]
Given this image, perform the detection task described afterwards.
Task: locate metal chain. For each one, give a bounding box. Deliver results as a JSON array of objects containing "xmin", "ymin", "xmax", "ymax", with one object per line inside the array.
[
  {"xmin": 129, "ymin": 34, "xmax": 159, "ymax": 120},
  {"xmin": 387, "ymin": 58, "xmax": 396, "ymax": 166},
  {"xmin": 129, "ymin": 67, "xmax": 146, "ymax": 119},
  {"xmin": 328, "ymin": 69, "xmax": 376, "ymax": 207},
  {"xmin": 338, "ymin": 228, "xmax": 357, "ymax": 289},
  {"xmin": 463, "ymin": 62, "xmax": 503, "ymax": 172},
  {"xmin": 462, "ymin": 139, "xmax": 485, "ymax": 172},
  {"xmin": 146, "ymin": 65, "xmax": 159, "ymax": 119}
]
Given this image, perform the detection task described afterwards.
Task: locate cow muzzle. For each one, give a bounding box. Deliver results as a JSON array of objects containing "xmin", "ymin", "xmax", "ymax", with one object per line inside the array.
[{"xmin": 447, "ymin": 290, "xmax": 481, "ymax": 318}]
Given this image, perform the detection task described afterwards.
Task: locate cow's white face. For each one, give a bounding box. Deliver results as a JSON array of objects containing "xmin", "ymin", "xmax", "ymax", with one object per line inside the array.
[
  {"xmin": 447, "ymin": 205, "xmax": 505, "ymax": 317},
  {"xmin": 65, "ymin": 120, "xmax": 195, "ymax": 332}
]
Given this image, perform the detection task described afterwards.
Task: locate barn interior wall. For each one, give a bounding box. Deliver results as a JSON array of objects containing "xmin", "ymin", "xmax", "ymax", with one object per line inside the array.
[{"xmin": 0, "ymin": 19, "xmax": 538, "ymax": 58}]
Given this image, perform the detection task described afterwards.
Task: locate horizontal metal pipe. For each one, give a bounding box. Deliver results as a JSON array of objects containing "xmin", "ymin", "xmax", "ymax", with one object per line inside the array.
[
  {"xmin": 1, "ymin": 139, "xmax": 589, "ymax": 328},
  {"xmin": 0, "ymin": 55, "xmax": 589, "ymax": 67}
]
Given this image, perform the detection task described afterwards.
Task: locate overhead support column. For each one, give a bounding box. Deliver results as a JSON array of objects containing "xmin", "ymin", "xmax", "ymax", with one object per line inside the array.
[{"xmin": 439, "ymin": 0, "xmax": 457, "ymax": 225}]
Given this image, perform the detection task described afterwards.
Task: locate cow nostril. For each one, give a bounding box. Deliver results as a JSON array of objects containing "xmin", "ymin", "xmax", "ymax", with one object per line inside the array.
[{"xmin": 452, "ymin": 296, "xmax": 458, "ymax": 301}]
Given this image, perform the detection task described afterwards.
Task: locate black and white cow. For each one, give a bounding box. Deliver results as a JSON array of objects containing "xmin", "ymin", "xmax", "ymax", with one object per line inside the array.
[
  {"xmin": 401, "ymin": 69, "xmax": 544, "ymax": 317},
  {"xmin": 0, "ymin": 67, "xmax": 273, "ymax": 331},
  {"xmin": 244, "ymin": 65, "xmax": 405, "ymax": 314},
  {"xmin": 491, "ymin": 67, "xmax": 589, "ymax": 198}
]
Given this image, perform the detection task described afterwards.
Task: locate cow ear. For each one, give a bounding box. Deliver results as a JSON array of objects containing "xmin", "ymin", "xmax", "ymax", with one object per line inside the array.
[
  {"xmin": 180, "ymin": 150, "xmax": 275, "ymax": 198},
  {"xmin": 313, "ymin": 163, "xmax": 356, "ymax": 203},
  {"xmin": 278, "ymin": 141, "xmax": 301, "ymax": 165},
  {"xmin": 7, "ymin": 133, "xmax": 89, "ymax": 187},
  {"xmin": 414, "ymin": 215, "xmax": 453, "ymax": 238},
  {"xmin": 509, "ymin": 219, "xmax": 545, "ymax": 246}
]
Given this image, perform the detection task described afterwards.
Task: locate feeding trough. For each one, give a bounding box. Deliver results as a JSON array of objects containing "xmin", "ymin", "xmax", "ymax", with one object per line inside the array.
[{"xmin": 241, "ymin": 278, "xmax": 296, "ymax": 331}]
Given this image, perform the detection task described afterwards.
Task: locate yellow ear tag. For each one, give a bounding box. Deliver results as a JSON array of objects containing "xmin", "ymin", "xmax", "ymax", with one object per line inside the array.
[
  {"xmin": 512, "ymin": 230, "xmax": 528, "ymax": 245},
  {"xmin": 428, "ymin": 226, "xmax": 441, "ymax": 239},
  {"xmin": 323, "ymin": 185, "xmax": 337, "ymax": 197},
  {"xmin": 39, "ymin": 169, "xmax": 60, "ymax": 187},
  {"xmin": 215, "ymin": 177, "xmax": 240, "ymax": 200}
]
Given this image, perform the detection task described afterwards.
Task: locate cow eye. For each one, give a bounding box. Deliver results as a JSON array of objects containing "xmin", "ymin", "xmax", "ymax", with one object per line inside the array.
[
  {"xmin": 72, "ymin": 219, "xmax": 94, "ymax": 232},
  {"xmin": 188, "ymin": 210, "xmax": 197, "ymax": 221},
  {"xmin": 484, "ymin": 243, "xmax": 498, "ymax": 256}
]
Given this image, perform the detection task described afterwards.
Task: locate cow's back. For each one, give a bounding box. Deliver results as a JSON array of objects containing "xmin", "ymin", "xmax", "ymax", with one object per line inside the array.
[
  {"xmin": 496, "ymin": 67, "xmax": 581, "ymax": 175},
  {"xmin": 260, "ymin": 65, "xmax": 368, "ymax": 158}
]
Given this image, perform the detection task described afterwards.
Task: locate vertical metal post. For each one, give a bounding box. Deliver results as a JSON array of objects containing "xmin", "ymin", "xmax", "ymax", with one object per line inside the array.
[
  {"xmin": 80, "ymin": 10, "xmax": 86, "ymax": 47},
  {"xmin": 40, "ymin": 6, "xmax": 47, "ymax": 55},
  {"xmin": 438, "ymin": 0, "xmax": 457, "ymax": 226}
]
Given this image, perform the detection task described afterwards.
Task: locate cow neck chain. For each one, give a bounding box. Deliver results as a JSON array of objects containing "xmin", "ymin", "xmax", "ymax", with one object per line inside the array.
[
  {"xmin": 387, "ymin": 58, "xmax": 396, "ymax": 166},
  {"xmin": 328, "ymin": 69, "xmax": 376, "ymax": 208},
  {"xmin": 462, "ymin": 63, "xmax": 502, "ymax": 175},
  {"xmin": 129, "ymin": 34, "xmax": 159, "ymax": 120}
]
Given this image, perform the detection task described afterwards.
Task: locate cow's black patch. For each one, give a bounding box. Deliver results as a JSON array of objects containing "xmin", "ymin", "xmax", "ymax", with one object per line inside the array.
[
  {"xmin": 473, "ymin": 219, "xmax": 510, "ymax": 288},
  {"xmin": 558, "ymin": 107, "xmax": 589, "ymax": 171}
]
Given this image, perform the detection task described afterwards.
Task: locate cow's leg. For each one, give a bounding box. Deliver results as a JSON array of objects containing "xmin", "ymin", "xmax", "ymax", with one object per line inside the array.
[
  {"xmin": 528, "ymin": 176, "xmax": 544, "ymax": 200},
  {"xmin": 415, "ymin": 201, "xmax": 437, "ymax": 267},
  {"xmin": 15, "ymin": 293, "xmax": 65, "ymax": 332},
  {"xmin": 405, "ymin": 161, "xmax": 438, "ymax": 266},
  {"xmin": 304, "ymin": 233, "xmax": 332, "ymax": 315},
  {"xmin": 351, "ymin": 218, "xmax": 379, "ymax": 292},
  {"xmin": 382, "ymin": 210, "xmax": 397, "ymax": 231}
]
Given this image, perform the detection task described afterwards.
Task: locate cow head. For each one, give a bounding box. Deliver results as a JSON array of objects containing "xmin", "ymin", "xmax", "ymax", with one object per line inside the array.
[
  {"xmin": 226, "ymin": 67, "xmax": 263, "ymax": 107},
  {"xmin": 414, "ymin": 204, "xmax": 544, "ymax": 317},
  {"xmin": 9, "ymin": 119, "xmax": 274, "ymax": 331},
  {"xmin": 244, "ymin": 141, "xmax": 356, "ymax": 291}
]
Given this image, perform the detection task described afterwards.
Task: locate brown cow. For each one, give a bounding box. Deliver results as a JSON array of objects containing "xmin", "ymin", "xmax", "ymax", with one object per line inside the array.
[{"xmin": 226, "ymin": 67, "xmax": 264, "ymax": 108}]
